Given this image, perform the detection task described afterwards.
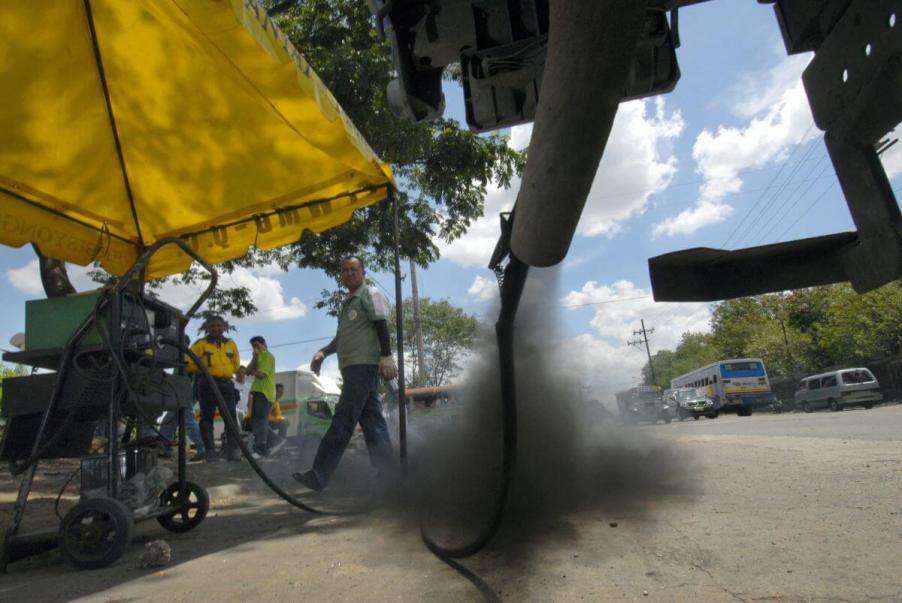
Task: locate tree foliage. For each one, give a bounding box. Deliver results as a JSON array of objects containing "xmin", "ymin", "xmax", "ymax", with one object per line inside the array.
[
  {"xmin": 644, "ymin": 282, "xmax": 902, "ymax": 385},
  {"xmin": 396, "ymin": 298, "xmax": 480, "ymax": 387},
  {"xmin": 240, "ymin": 1, "xmax": 525, "ymax": 313}
]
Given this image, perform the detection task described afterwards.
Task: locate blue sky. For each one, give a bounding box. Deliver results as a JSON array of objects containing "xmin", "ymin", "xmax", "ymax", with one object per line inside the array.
[{"xmin": 2, "ymin": 2, "xmax": 900, "ymax": 401}]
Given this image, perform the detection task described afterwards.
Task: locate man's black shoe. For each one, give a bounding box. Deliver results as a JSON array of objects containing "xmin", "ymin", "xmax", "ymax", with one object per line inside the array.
[{"xmin": 292, "ymin": 470, "xmax": 324, "ymax": 492}]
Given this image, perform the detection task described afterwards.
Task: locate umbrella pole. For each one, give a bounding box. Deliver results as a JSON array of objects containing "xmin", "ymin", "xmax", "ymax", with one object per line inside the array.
[{"xmin": 390, "ymin": 186, "xmax": 408, "ymax": 472}]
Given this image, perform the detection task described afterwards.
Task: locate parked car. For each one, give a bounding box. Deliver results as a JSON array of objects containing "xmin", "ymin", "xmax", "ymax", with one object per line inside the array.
[{"xmin": 794, "ymin": 368, "xmax": 882, "ymax": 412}]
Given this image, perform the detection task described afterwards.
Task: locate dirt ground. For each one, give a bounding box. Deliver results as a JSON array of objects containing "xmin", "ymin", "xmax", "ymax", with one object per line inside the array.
[{"xmin": 1, "ymin": 406, "xmax": 901, "ymax": 602}]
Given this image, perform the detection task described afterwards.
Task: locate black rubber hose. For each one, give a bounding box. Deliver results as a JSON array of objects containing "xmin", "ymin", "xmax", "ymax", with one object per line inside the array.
[
  {"xmin": 420, "ymin": 256, "xmax": 529, "ymax": 558},
  {"xmin": 167, "ymin": 339, "xmax": 333, "ymax": 515}
]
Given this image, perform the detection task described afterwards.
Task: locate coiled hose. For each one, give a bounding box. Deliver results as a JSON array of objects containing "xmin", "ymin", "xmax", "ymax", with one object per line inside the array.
[{"xmin": 420, "ymin": 256, "xmax": 529, "ymax": 558}]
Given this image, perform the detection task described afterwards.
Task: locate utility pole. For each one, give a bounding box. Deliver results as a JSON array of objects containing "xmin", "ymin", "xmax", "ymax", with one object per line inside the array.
[
  {"xmin": 409, "ymin": 259, "xmax": 428, "ymax": 386},
  {"xmin": 628, "ymin": 319, "xmax": 656, "ymax": 385},
  {"xmin": 778, "ymin": 316, "xmax": 797, "ymax": 375}
]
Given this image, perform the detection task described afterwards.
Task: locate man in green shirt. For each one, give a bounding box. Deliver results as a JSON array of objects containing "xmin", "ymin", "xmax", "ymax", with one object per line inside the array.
[
  {"xmin": 245, "ymin": 335, "xmax": 276, "ymax": 458},
  {"xmin": 294, "ymin": 256, "xmax": 398, "ymax": 492}
]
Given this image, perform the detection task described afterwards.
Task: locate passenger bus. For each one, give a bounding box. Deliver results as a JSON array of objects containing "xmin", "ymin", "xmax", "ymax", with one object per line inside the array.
[{"xmin": 671, "ymin": 358, "xmax": 775, "ymax": 416}]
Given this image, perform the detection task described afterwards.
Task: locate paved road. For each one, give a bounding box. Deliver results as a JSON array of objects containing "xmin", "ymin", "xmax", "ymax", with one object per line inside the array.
[
  {"xmin": 659, "ymin": 403, "xmax": 902, "ymax": 441},
  {"xmin": 2, "ymin": 405, "xmax": 900, "ymax": 601}
]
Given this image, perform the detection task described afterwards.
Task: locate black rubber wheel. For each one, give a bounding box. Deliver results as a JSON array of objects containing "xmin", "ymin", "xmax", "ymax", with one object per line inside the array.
[
  {"xmin": 157, "ymin": 481, "xmax": 209, "ymax": 533},
  {"xmin": 693, "ymin": 415, "xmax": 700, "ymax": 421},
  {"xmin": 829, "ymin": 398, "xmax": 841, "ymax": 412},
  {"xmin": 863, "ymin": 403, "xmax": 873, "ymax": 410},
  {"xmin": 802, "ymin": 402, "xmax": 812, "ymax": 413},
  {"xmin": 59, "ymin": 497, "xmax": 133, "ymax": 570}
]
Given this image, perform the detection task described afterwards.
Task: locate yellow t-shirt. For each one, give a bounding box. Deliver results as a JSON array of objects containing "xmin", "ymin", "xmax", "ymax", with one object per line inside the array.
[{"xmin": 186, "ymin": 337, "xmax": 240, "ymax": 379}]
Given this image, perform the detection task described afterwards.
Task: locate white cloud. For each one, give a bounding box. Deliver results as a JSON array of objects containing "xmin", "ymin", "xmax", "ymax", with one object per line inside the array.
[
  {"xmin": 559, "ymin": 279, "xmax": 713, "ymax": 403},
  {"xmin": 562, "ymin": 280, "xmax": 711, "ymax": 351},
  {"xmin": 467, "ymin": 275, "xmax": 498, "ymax": 303},
  {"xmin": 439, "ymin": 97, "xmax": 684, "ymax": 267},
  {"xmin": 6, "ymin": 260, "xmax": 305, "ymax": 323},
  {"xmin": 7, "ymin": 260, "xmax": 46, "ymax": 296},
  {"xmin": 577, "ymin": 97, "xmax": 684, "ymax": 237},
  {"xmin": 7, "ymin": 260, "xmax": 95, "ymax": 295},
  {"xmin": 220, "ymin": 265, "xmax": 307, "ymax": 323},
  {"xmin": 653, "ymin": 54, "xmax": 818, "ymax": 238}
]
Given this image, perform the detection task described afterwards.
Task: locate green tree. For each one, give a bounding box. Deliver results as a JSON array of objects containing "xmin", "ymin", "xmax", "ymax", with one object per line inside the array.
[
  {"xmin": 644, "ymin": 332, "xmax": 719, "ymax": 389},
  {"xmin": 241, "ymin": 1, "xmax": 525, "ymax": 314},
  {"xmin": 397, "ymin": 298, "xmax": 480, "ymax": 387},
  {"xmin": 709, "ymin": 297, "xmax": 768, "ymax": 359},
  {"xmin": 817, "ymin": 282, "xmax": 902, "ymax": 364}
]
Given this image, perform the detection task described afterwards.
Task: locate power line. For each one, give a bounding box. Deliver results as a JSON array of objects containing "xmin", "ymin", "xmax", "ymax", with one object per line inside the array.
[
  {"xmin": 721, "ymin": 122, "xmax": 816, "ymax": 248},
  {"xmin": 560, "ymin": 295, "xmax": 652, "ymax": 308},
  {"xmin": 774, "ymin": 182, "xmax": 836, "ymax": 242},
  {"xmin": 744, "ymin": 153, "xmax": 833, "ymax": 247},
  {"xmin": 731, "ymin": 138, "xmax": 823, "ymax": 248}
]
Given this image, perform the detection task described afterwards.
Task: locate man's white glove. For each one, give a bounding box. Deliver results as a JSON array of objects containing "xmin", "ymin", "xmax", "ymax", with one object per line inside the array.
[
  {"xmin": 310, "ymin": 351, "xmax": 325, "ymax": 376},
  {"xmin": 378, "ymin": 355, "xmax": 398, "ymax": 380}
]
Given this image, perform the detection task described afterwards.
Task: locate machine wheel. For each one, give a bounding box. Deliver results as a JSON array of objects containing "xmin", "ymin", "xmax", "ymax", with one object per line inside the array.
[
  {"xmin": 693, "ymin": 415, "xmax": 700, "ymax": 421},
  {"xmin": 863, "ymin": 403, "xmax": 873, "ymax": 410},
  {"xmin": 829, "ymin": 398, "xmax": 841, "ymax": 412},
  {"xmin": 157, "ymin": 481, "xmax": 209, "ymax": 533},
  {"xmin": 59, "ymin": 497, "xmax": 133, "ymax": 570},
  {"xmin": 706, "ymin": 413, "xmax": 717, "ymax": 419},
  {"xmin": 737, "ymin": 408, "xmax": 752, "ymax": 417},
  {"xmin": 802, "ymin": 402, "xmax": 812, "ymax": 413}
]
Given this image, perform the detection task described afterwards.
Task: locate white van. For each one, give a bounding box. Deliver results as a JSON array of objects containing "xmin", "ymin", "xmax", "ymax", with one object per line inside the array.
[{"xmin": 794, "ymin": 368, "xmax": 882, "ymax": 412}]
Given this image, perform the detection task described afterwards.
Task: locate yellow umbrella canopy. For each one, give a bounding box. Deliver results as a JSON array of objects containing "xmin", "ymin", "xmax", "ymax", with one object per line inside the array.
[{"xmin": 0, "ymin": 0, "xmax": 393, "ymax": 280}]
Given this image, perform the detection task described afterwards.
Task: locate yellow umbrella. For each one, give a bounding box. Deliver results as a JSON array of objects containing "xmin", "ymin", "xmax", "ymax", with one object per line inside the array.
[{"xmin": 0, "ymin": 0, "xmax": 393, "ymax": 280}]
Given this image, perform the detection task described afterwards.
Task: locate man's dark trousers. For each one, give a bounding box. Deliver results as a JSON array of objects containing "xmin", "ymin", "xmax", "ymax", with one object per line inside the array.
[
  {"xmin": 198, "ymin": 378, "xmax": 238, "ymax": 454},
  {"xmin": 250, "ymin": 391, "xmax": 271, "ymax": 454},
  {"xmin": 311, "ymin": 364, "xmax": 393, "ymax": 485}
]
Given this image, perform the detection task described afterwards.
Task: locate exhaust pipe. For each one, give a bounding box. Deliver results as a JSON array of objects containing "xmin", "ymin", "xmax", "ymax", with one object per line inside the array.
[{"xmin": 511, "ymin": 0, "xmax": 648, "ymax": 267}]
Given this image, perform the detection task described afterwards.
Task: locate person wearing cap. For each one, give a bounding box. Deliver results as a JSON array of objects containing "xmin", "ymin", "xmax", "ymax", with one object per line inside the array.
[
  {"xmin": 186, "ymin": 316, "xmax": 241, "ymax": 462},
  {"xmin": 293, "ymin": 256, "xmax": 398, "ymax": 492},
  {"xmin": 244, "ymin": 335, "xmax": 276, "ymax": 458}
]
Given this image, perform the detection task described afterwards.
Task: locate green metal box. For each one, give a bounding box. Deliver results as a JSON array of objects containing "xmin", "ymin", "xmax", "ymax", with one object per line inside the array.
[{"xmin": 24, "ymin": 289, "xmax": 108, "ymax": 351}]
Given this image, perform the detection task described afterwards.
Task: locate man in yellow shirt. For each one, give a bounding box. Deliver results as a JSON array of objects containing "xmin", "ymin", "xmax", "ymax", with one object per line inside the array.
[{"xmin": 186, "ymin": 316, "xmax": 241, "ymax": 462}]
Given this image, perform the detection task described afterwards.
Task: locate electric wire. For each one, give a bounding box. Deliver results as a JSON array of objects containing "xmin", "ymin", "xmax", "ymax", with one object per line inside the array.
[
  {"xmin": 774, "ymin": 182, "xmax": 837, "ymax": 242},
  {"xmin": 721, "ymin": 122, "xmax": 816, "ymax": 248},
  {"xmin": 731, "ymin": 137, "xmax": 822, "ymax": 248},
  {"xmin": 744, "ymin": 155, "xmax": 833, "ymax": 247}
]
